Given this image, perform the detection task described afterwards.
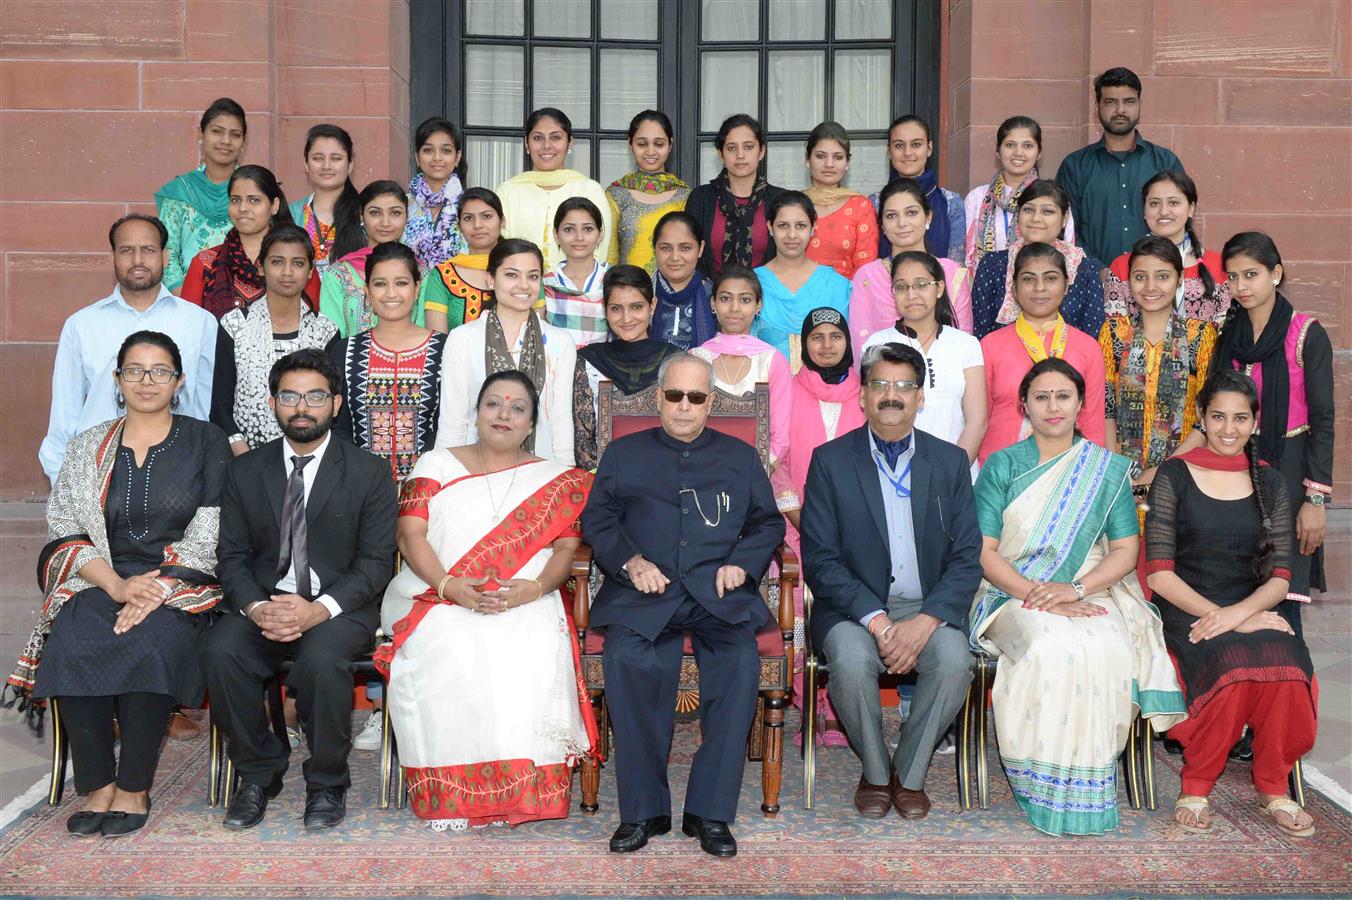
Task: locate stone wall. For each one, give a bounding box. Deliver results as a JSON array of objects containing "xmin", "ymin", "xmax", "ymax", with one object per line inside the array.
[
  {"xmin": 0, "ymin": 0, "xmax": 410, "ymax": 497},
  {"xmin": 944, "ymin": 0, "xmax": 1352, "ymax": 499}
]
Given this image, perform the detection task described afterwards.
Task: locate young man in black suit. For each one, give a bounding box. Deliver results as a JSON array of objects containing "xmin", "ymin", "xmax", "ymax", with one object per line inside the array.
[
  {"xmin": 202, "ymin": 348, "xmax": 397, "ymax": 831},
  {"xmin": 801, "ymin": 342, "xmax": 982, "ymax": 820},
  {"xmin": 581, "ymin": 353, "xmax": 785, "ymax": 857}
]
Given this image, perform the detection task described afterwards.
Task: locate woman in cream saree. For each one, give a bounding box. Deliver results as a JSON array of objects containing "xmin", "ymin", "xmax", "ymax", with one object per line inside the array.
[
  {"xmin": 376, "ymin": 371, "xmax": 598, "ymax": 832},
  {"xmin": 970, "ymin": 358, "xmax": 1185, "ymax": 836}
]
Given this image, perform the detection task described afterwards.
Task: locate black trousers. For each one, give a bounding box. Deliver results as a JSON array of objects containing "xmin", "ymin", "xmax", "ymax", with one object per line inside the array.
[
  {"xmin": 201, "ymin": 612, "xmax": 371, "ymax": 789},
  {"xmin": 59, "ymin": 692, "xmax": 176, "ymax": 794},
  {"xmin": 602, "ymin": 595, "xmax": 761, "ymax": 824}
]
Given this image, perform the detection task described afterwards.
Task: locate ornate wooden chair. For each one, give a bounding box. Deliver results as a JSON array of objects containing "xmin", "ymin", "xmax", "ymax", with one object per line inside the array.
[{"xmin": 572, "ymin": 381, "xmax": 799, "ymax": 816}]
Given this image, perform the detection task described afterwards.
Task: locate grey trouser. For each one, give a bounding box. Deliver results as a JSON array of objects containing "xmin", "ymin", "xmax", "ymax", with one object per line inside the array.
[{"xmin": 821, "ymin": 595, "xmax": 972, "ymax": 789}]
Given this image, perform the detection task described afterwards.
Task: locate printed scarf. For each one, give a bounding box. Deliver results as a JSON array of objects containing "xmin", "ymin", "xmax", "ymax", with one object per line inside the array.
[
  {"xmin": 484, "ymin": 309, "xmax": 546, "ymax": 453},
  {"xmin": 712, "ymin": 168, "xmax": 767, "ymax": 269}
]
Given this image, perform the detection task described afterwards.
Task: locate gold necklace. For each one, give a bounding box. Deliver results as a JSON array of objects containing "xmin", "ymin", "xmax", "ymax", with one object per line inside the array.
[
  {"xmin": 477, "ymin": 444, "xmax": 523, "ymax": 520},
  {"xmin": 715, "ymin": 354, "xmax": 751, "ymax": 386}
]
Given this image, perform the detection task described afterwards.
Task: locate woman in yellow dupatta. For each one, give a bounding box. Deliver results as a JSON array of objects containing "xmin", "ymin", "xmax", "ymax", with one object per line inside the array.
[
  {"xmin": 497, "ymin": 108, "xmax": 613, "ymax": 272},
  {"xmin": 970, "ymin": 357, "xmax": 1185, "ymax": 837}
]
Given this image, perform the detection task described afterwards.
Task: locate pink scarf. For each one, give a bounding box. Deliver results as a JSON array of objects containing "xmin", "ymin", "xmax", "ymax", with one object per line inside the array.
[
  {"xmin": 788, "ymin": 367, "xmax": 865, "ymax": 495},
  {"xmin": 700, "ymin": 332, "xmax": 774, "ymax": 356},
  {"xmin": 995, "ymin": 237, "xmax": 1086, "ymax": 327},
  {"xmin": 699, "ymin": 331, "xmax": 792, "ymax": 466}
]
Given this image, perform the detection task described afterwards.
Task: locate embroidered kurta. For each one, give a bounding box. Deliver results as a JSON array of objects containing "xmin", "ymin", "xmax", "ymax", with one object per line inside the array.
[
  {"xmin": 420, "ymin": 259, "xmax": 491, "ymax": 329},
  {"xmin": 1103, "ymin": 249, "xmax": 1231, "ymax": 325},
  {"xmin": 605, "ymin": 183, "xmax": 691, "ymax": 274},
  {"xmin": 180, "ymin": 237, "xmax": 321, "ymax": 319},
  {"xmin": 806, "ymin": 196, "xmax": 879, "ymax": 279},
  {"xmin": 330, "ymin": 331, "xmax": 447, "ymax": 480}
]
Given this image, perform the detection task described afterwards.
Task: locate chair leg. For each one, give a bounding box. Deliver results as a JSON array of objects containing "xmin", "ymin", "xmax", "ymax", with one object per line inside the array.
[
  {"xmin": 1290, "ymin": 758, "xmax": 1307, "ymax": 808},
  {"xmin": 802, "ymin": 658, "xmax": 818, "ymax": 810},
  {"xmin": 379, "ymin": 700, "xmax": 394, "ymax": 810},
  {"xmin": 48, "ymin": 698, "xmax": 67, "ymax": 807},
  {"xmin": 956, "ymin": 677, "xmax": 976, "ymax": 811},
  {"xmin": 208, "ymin": 719, "xmax": 224, "ymax": 807},
  {"xmin": 579, "ymin": 692, "xmax": 604, "ymax": 814},
  {"xmin": 974, "ymin": 661, "xmax": 990, "ymax": 810},
  {"xmin": 760, "ymin": 691, "xmax": 787, "ymax": 817},
  {"xmin": 1141, "ymin": 718, "xmax": 1156, "ymax": 811},
  {"xmin": 266, "ymin": 677, "xmax": 288, "ymax": 745},
  {"xmin": 1124, "ymin": 718, "xmax": 1141, "ymax": 810},
  {"xmin": 222, "ymin": 757, "xmax": 237, "ymax": 809}
]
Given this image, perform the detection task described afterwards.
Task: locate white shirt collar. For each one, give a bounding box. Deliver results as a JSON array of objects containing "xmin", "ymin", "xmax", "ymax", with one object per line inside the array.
[
  {"xmin": 100, "ymin": 282, "xmax": 178, "ymax": 312},
  {"xmin": 281, "ymin": 430, "xmax": 333, "ymax": 469}
]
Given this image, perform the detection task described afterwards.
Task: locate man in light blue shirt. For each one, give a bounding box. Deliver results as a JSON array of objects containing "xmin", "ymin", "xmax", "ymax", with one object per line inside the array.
[{"xmin": 39, "ymin": 214, "xmax": 217, "ymax": 484}]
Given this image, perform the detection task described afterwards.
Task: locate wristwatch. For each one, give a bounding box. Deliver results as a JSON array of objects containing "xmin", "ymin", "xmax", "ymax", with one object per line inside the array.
[
  {"xmin": 1305, "ymin": 492, "xmax": 1327, "ymax": 507},
  {"xmin": 1070, "ymin": 580, "xmax": 1086, "ymax": 601}
]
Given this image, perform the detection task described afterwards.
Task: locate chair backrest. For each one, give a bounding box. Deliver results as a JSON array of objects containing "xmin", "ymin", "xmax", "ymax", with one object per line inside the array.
[{"xmin": 596, "ymin": 380, "xmax": 772, "ymax": 472}]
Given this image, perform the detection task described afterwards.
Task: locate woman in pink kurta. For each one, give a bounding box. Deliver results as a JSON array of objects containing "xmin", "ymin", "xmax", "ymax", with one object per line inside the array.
[
  {"xmin": 978, "ymin": 242, "xmax": 1105, "ymax": 464},
  {"xmin": 851, "ymin": 177, "xmax": 972, "ymax": 347}
]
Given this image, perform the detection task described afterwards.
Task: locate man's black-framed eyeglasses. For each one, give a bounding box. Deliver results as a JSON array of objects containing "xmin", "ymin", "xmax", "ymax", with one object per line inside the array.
[{"xmin": 275, "ymin": 390, "xmax": 334, "ymax": 408}]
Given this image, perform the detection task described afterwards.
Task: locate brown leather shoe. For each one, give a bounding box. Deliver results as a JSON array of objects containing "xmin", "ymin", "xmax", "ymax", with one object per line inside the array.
[
  {"xmin": 853, "ymin": 775, "xmax": 893, "ymax": 819},
  {"xmin": 891, "ymin": 783, "xmax": 932, "ymax": 819},
  {"xmin": 167, "ymin": 710, "xmax": 199, "ymax": 741}
]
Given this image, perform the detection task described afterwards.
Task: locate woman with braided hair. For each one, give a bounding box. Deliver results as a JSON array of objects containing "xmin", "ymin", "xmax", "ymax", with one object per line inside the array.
[{"xmin": 1145, "ymin": 370, "xmax": 1316, "ymax": 838}]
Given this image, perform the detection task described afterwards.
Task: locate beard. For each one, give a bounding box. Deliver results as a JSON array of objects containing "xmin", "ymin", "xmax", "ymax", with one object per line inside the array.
[
  {"xmin": 1100, "ymin": 113, "xmax": 1138, "ymax": 136},
  {"xmin": 115, "ymin": 268, "xmax": 162, "ymax": 293},
  {"xmin": 279, "ymin": 412, "xmax": 332, "ymax": 443}
]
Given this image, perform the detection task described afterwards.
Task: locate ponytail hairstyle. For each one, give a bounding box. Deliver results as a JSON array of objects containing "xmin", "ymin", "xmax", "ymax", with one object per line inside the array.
[
  {"xmin": 1142, "ymin": 170, "xmax": 1213, "ymax": 302},
  {"xmin": 1196, "ymin": 370, "xmax": 1276, "ymax": 580},
  {"xmin": 302, "ymin": 124, "xmax": 363, "ymax": 261},
  {"xmin": 228, "ymin": 164, "xmax": 294, "ymax": 228},
  {"xmin": 1012, "ymin": 240, "xmax": 1068, "ymax": 279},
  {"xmin": 1019, "ymin": 356, "xmax": 1087, "ymax": 438},
  {"xmin": 805, "ymin": 120, "xmax": 852, "ymax": 159},
  {"xmin": 890, "ymin": 250, "xmax": 955, "ymax": 329},
  {"xmin": 200, "ymin": 97, "xmax": 247, "ymax": 137},
  {"xmin": 364, "ymin": 241, "xmax": 421, "ymax": 285},
  {"xmin": 1126, "ymin": 235, "xmax": 1184, "ymax": 313},
  {"xmin": 1212, "ymin": 231, "xmax": 1285, "ymax": 369}
]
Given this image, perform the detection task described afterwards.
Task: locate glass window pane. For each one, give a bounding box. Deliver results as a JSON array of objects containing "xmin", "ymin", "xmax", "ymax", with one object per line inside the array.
[
  {"xmin": 534, "ymin": 0, "xmax": 590, "ymax": 38},
  {"xmin": 466, "ymin": 0, "xmax": 524, "ymax": 35},
  {"xmin": 533, "ymin": 47, "xmax": 592, "ymax": 130},
  {"xmin": 601, "ymin": 0, "xmax": 658, "ymax": 40},
  {"xmin": 836, "ymin": 0, "xmax": 892, "ymax": 40},
  {"xmin": 767, "ymin": 50, "xmax": 824, "ymax": 132},
  {"xmin": 469, "ymin": 136, "xmax": 523, "ymax": 191},
  {"xmin": 848, "ymin": 139, "xmax": 889, "ymax": 193},
  {"xmin": 700, "ymin": 51, "xmax": 759, "ymax": 133},
  {"xmin": 701, "ymin": 0, "xmax": 757, "ymax": 41},
  {"xmin": 699, "ymin": 145, "xmax": 721, "ymax": 184},
  {"xmin": 569, "ymin": 139, "xmax": 593, "ymax": 179},
  {"xmin": 768, "ymin": 0, "xmax": 825, "ymax": 41},
  {"xmin": 466, "ymin": 46, "xmax": 523, "ymax": 128},
  {"xmin": 599, "ymin": 139, "xmax": 632, "ymax": 184},
  {"xmin": 600, "ymin": 49, "xmax": 658, "ymax": 131},
  {"xmin": 767, "ymin": 141, "xmax": 806, "ymax": 190},
  {"xmin": 833, "ymin": 50, "xmax": 891, "ymax": 131}
]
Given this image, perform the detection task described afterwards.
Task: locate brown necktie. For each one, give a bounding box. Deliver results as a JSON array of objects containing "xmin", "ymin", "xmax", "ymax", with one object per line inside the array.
[{"xmin": 277, "ymin": 454, "xmax": 314, "ymax": 598}]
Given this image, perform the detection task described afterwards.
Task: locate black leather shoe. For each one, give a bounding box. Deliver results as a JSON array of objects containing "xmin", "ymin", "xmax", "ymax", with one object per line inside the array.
[
  {"xmin": 1229, "ymin": 731, "xmax": 1254, "ymax": 761},
  {"xmin": 101, "ymin": 796, "xmax": 151, "ymax": 838},
  {"xmin": 608, "ymin": 815, "xmax": 671, "ymax": 853},
  {"xmin": 66, "ymin": 810, "xmax": 105, "ymax": 837},
  {"xmin": 681, "ymin": 812, "xmax": 737, "ymax": 857},
  {"xmin": 303, "ymin": 786, "xmax": 346, "ymax": 830},
  {"xmin": 223, "ymin": 776, "xmax": 283, "ymax": 830}
]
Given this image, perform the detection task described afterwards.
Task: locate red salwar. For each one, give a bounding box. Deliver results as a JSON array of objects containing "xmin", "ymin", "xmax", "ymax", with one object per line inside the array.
[{"xmin": 1168, "ymin": 672, "xmax": 1318, "ymax": 796}]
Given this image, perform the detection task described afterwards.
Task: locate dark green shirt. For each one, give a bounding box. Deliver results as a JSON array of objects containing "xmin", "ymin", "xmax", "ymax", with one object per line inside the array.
[{"xmin": 1055, "ymin": 134, "xmax": 1184, "ymax": 265}]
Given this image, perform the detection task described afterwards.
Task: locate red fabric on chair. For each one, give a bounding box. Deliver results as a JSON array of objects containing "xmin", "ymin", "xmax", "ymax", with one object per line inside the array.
[{"xmin": 584, "ymin": 623, "xmax": 784, "ymax": 657}]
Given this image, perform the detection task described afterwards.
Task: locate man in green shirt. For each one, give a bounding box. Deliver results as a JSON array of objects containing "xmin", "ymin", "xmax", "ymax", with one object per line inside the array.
[{"xmin": 1056, "ymin": 67, "xmax": 1185, "ymax": 267}]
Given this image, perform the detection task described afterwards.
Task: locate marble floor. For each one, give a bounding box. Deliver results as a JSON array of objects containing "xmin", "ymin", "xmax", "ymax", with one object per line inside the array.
[{"xmin": 1, "ymin": 501, "xmax": 1348, "ymax": 815}]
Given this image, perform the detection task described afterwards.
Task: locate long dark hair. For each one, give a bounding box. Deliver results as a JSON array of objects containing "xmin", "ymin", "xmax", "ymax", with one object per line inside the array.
[
  {"xmin": 1142, "ymin": 170, "xmax": 1213, "ymax": 302},
  {"xmin": 302, "ymin": 124, "xmax": 363, "ymax": 260},
  {"xmin": 890, "ymin": 251, "xmax": 956, "ymax": 329},
  {"xmin": 1195, "ymin": 370, "xmax": 1276, "ymax": 580},
  {"xmin": 1212, "ymin": 231, "xmax": 1285, "ymax": 370},
  {"xmin": 228, "ymin": 165, "xmax": 294, "ymax": 228},
  {"xmin": 414, "ymin": 116, "xmax": 468, "ymax": 184}
]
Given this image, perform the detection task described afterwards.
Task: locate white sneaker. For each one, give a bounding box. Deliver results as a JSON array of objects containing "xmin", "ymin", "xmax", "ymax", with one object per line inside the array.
[
  {"xmin": 934, "ymin": 728, "xmax": 956, "ymax": 755},
  {"xmin": 352, "ymin": 710, "xmax": 383, "ymax": 751}
]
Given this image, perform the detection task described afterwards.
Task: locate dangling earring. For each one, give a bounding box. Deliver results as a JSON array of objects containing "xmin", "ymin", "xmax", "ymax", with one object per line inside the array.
[
  {"xmin": 171, "ymin": 392, "xmax": 181, "ymax": 411},
  {"xmin": 1196, "ymin": 422, "xmax": 1206, "ymax": 434},
  {"xmin": 116, "ymin": 391, "xmax": 126, "ymax": 409}
]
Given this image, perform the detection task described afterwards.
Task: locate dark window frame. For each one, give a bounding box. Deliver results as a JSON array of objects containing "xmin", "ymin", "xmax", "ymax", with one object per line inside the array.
[{"xmin": 412, "ymin": 0, "xmax": 940, "ymax": 186}]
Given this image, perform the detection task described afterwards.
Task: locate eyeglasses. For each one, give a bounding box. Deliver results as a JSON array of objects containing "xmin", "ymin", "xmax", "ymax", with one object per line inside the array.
[
  {"xmin": 661, "ymin": 389, "xmax": 710, "ymax": 405},
  {"xmin": 116, "ymin": 366, "xmax": 179, "ymax": 384},
  {"xmin": 275, "ymin": 390, "xmax": 334, "ymax": 408},
  {"xmin": 891, "ymin": 279, "xmax": 940, "ymax": 296},
  {"xmin": 867, "ymin": 379, "xmax": 920, "ymax": 395}
]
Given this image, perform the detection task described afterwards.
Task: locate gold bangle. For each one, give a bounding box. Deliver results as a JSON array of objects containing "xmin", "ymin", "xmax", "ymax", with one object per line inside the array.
[
  {"xmin": 527, "ymin": 578, "xmax": 543, "ymax": 601},
  {"xmin": 437, "ymin": 574, "xmax": 453, "ymax": 600}
]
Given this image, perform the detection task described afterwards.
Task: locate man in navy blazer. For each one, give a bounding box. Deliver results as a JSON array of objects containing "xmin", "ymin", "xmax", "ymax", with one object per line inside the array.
[
  {"xmin": 801, "ymin": 342, "xmax": 982, "ymax": 820},
  {"xmin": 582, "ymin": 353, "xmax": 784, "ymax": 857}
]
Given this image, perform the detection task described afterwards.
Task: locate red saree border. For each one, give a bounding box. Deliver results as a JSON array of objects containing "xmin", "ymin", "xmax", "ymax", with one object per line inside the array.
[{"xmin": 404, "ymin": 758, "xmax": 575, "ymax": 825}]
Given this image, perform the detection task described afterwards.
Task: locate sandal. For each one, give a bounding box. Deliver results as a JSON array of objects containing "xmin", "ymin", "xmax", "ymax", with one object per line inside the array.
[
  {"xmin": 1259, "ymin": 797, "xmax": 1315, "ymax": 838},
  {"xmin": 1173, "ymin": 795, "xmax": 1212, "ymax": 833}
]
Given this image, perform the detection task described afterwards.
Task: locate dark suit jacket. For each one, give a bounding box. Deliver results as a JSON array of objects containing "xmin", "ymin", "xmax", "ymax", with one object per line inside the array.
[
  {"xmin": 685, "ymin": 181, "xmax": 787, "ymax": 278},
  {"xmin": 216, "ymin": 434, "xmax": 398, "ymax": 633},
  {"xmin": 800, "ymin": 426, "xmax": 982, "ymax": 650},
  {"xmin": 581, "ymin": 427, "xmax": 785, "ymax": 641}
]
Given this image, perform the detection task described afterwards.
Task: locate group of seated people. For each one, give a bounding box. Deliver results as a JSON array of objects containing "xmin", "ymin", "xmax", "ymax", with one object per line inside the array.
[{"xmin": 9, "ymin": 67, "xmax": 1332, "ymax": 852}]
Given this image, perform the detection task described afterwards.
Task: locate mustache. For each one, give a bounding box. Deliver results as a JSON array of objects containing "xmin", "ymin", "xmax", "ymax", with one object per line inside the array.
[{"xmin": 878, "ymin": 400, "xmax": 905, "ymax": 411}]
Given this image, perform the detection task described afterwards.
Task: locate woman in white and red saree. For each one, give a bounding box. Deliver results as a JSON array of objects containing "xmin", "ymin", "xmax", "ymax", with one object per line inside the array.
[{"xmin": 376, "ymin": 370, "xmax": 598, "ymax": 832}]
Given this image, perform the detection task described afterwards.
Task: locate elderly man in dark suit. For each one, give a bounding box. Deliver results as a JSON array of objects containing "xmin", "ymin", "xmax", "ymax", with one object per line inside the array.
[
  {"xmin": 581, "ymin": 352, "xmax": 785, "ymax": 857},
  {"xmin": 202, "ymin": 348, "xmax": 396, "ymax": 832},
  {"xmin": 801, "ymin": 341, "xmax": 982, "ymax": 820}
]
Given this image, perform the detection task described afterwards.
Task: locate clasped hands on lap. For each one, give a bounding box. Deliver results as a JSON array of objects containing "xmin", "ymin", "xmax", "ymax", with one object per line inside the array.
[
  {"xmin": 868, "ymin": 611, "xmax": 941, "ymax": 675},
  {"xmin": 624, "ymin": 554, "xmax": 747, "ymax": 597},
  {"xmin": 437, "ymin": 575, "xmax": 544, "ymax": 614},
  {"xmin": 248, "ymin": 594, "xmax": 330, "ymax": 641},
  {"xmin": 109, "ymin": 568, "xmax": 178, "ymax": 635}
]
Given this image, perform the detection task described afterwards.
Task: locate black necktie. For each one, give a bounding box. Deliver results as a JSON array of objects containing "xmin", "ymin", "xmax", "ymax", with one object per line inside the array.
[{"xmin": 278, "ymin": 454, "xmax": 314, "ymax": 598}]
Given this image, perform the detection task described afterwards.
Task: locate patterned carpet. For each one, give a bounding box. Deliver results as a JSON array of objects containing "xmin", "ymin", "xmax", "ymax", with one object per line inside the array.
[{"xmin": 2, "ymin": 709, "xmax": 1350, "ymax": 899}]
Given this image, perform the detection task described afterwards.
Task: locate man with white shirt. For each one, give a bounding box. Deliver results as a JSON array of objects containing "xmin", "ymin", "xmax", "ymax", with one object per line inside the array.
[
  {"xmin": 202, "ymin": 349, "xmax": 397, "ymax": 831},
  {"xmin": 39, "ymin": 214, "xmax": 217, "ymax": 484}
]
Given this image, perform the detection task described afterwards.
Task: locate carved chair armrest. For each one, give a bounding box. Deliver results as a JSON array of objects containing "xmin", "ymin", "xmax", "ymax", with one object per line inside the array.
[
  {"xmin": 772, "ymin": 542, "xmax": 798, "ymax": 635},
  {"xmin": 571, "ymin": 544, "xmax": 593, "ymax": 636}
]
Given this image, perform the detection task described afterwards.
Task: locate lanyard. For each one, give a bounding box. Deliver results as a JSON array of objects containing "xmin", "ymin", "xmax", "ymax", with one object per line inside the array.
[{"xmin": 873, "ymin": 451, "xmax": 913, "ymax": 499}]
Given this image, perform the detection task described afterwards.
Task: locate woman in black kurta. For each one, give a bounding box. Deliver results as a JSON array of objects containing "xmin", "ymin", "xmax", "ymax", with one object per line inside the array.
[
  {"xmin": 1144, "ymin": 370, "xmax": 1316, "ymax": 838},
  {"xmin": 7, "ymin": 332, "xmax": 229, "ymax": 837}
]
